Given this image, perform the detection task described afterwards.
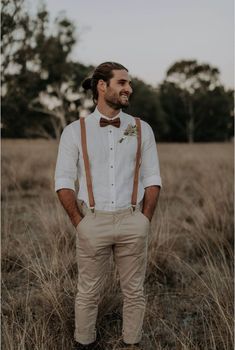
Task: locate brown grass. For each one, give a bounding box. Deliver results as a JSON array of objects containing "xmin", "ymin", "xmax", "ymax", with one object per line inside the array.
[{"xmin": 1, "ymin": 140, "xmax": 234, "ymax": 350}]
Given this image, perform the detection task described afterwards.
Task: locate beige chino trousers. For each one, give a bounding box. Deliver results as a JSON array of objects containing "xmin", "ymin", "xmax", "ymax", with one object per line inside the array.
[{"xmin": 74, "ymin": 199, "xmax": 150, "ymax": 345}]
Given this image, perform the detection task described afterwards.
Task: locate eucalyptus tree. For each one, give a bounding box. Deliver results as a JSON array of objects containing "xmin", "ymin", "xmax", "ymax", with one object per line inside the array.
[{"xmin": 160, "ymin": 60, "xmax": 233, "ymax": 142}]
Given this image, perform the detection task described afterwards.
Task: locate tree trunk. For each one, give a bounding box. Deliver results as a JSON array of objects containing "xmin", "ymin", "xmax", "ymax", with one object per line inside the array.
[
  {"xmin": 187, "ymin": 117, "xmax": 194, "ymax": 143},
  {"xmin": 187, "ymin": 99, "xmax": 194, "ymax": 143}
]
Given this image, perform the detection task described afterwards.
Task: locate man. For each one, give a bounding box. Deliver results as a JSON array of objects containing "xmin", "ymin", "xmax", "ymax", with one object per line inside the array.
[{"xmin": 55, "ymin": 62, "xmax": 162, "ymax": 350}]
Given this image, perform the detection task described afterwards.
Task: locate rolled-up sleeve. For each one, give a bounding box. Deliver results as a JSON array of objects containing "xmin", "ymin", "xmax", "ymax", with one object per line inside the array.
[
  {"xmin": 140, "ymin": 121, "xmax": 162, "ymax": 188},
  {"xmin": 54, "ymin": 124, "xmax": 79, "ymax": 192}
]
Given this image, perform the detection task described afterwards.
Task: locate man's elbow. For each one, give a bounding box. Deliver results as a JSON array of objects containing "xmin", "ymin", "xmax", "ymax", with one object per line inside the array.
[
  {"xmin": 145, "ymin": 185, "xmax": 161, "ymax": 192},
  {"xmin": 56, "ymin": 188, "xmax": 75, "ymax": 200}
]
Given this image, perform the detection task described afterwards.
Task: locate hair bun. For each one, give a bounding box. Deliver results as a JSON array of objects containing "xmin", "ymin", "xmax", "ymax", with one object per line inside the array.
[{"xmin": 82, "ymin": 77, "xmax": 92, "ymax": 90}]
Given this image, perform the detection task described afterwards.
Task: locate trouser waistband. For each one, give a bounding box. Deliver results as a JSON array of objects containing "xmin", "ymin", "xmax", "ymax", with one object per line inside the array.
[{"xmin": 77, "ymin": 199, "xmax": 143, "ymax": 216}]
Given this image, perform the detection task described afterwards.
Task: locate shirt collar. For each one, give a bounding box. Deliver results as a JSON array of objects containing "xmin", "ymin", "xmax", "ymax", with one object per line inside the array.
[{"xmin": 94, "ymin": 107, "xmax": 122, "ymax": 122}]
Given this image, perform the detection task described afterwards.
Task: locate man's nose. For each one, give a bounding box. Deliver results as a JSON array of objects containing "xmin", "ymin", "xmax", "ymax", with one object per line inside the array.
[{"xmin": 126, "ymin": 84, "xmax": 133, "ymax": 94}]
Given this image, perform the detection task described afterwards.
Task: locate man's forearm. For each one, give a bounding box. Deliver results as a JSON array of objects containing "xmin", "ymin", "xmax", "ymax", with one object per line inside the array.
[
  {"xmin": 142, "ymin": 185, "xmax": 161, "ymax": 222},
  {"xmin": 57, "ymin": 189, "xmax": 83, "ymax": 227}
]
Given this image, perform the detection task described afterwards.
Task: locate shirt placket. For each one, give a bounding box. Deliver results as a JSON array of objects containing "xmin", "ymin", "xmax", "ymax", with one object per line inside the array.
[{"xmin": 108, "ymin": 125, "xmax": 116, "ymax": 208}]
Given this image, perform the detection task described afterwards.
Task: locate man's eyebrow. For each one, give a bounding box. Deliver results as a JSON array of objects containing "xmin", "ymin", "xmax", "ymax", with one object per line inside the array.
[{"xmin": 117, "ymin": 79, "xmax": 132, "ymax": 83}]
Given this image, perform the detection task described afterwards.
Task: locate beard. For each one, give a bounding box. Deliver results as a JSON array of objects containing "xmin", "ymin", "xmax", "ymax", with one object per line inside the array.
[{"xmin": 104, "ymin": 92, "xmax": 130, "ymax": 110}]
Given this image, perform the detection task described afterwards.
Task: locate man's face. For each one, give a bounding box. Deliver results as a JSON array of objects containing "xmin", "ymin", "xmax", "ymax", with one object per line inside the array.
[{"xmin": 103, "ymin": 70, "xmax": 133, "ymax": 110}]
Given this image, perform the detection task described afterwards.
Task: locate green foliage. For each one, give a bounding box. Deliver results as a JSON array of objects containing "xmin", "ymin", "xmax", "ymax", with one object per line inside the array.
[
  {"xmin": 159, "ymin": 60, "xmax": 234, "ymax": 142},
  {"xmin": 193, "ymin": 87, "xmax": 234, "ymax": 141},
  {"xmin": 1, "ymin": 0, "xmax": 90, "ymax": 138},
  {"xmin": 159, "ymin": 82, "xmax": 188, "ymax": 141},
  {"xmin": 126, "ymin": 78, "xmax": 168, "ymax": 140}
]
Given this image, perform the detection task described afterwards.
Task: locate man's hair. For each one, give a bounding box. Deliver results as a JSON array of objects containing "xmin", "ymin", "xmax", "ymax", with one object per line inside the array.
[{"xmin": 82, "ymin": 62, "xmax": 128, "ymax": 103}]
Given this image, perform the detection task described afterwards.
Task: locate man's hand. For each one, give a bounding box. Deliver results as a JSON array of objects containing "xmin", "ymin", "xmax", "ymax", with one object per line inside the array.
[
  {"xmin": 142, "ymin": 185, "xmax": 161, "ymax": 222},
  {"xmin": 74, "ymin": 213, "xmax": 84, "ymax": 228},
  {"xmin": 57, "ymin": 189, "xmax": 83, "ymax": 227}
]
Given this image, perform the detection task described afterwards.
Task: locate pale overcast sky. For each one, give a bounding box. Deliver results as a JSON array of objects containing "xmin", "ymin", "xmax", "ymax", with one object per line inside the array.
[{"xmin": 30, "ymin": 0, "xmax": 234, "ymax": 88}]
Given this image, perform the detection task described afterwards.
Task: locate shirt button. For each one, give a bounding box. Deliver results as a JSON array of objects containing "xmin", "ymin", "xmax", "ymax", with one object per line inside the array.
[
  {"xmin": 110, "ymin": 147, "xmax": 113, "ymax": 150},
  {"xmin": 109, "ymin": 130, "xmax": 112, "ymax": 133},
  {"xmin": 112, "ymin": 201, "xmax": 114, "ymax": 204},
  {"xmin": 111, "ymin": 184, "xmax": 114, "ymax": 186},
  {"xmin": 111, "ymin": 165, "xmax": 113, "ymax": 168}
]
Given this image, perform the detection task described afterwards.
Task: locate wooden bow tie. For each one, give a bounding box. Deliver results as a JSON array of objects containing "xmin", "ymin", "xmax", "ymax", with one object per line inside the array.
[{"xmin": 100, "ymin": 117, "xmax": 121, "ymax": 128}]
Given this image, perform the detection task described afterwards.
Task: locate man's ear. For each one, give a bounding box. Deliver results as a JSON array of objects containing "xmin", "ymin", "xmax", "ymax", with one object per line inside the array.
[{"xmin": 97, "ymin": 79, "xmax": 107, "ymax": 93}]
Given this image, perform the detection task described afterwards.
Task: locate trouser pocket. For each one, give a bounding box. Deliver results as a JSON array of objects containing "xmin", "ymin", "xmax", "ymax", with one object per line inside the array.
[
  {"xmin": 135, "ymin": 208, "xmax": 150, "ymax": 226},
  {"xmin": 76, "ymin": 213, "xmax": 91, "ymax": 230}
]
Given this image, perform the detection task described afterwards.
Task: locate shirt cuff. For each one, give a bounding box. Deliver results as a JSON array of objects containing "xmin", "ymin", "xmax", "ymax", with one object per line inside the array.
[
  {"xmin": 55, "ymin": 178, "xmax": 75, "ymax": 192},
  {"xmin": 142, "ymin": 175, "xmax": 162, "ymax": 188}
]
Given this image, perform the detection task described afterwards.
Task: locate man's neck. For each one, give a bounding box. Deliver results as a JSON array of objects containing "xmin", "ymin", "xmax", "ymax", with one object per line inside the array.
[{"xmin": 96, "ymin": 103, "xmax": 121, "ymax": 119}]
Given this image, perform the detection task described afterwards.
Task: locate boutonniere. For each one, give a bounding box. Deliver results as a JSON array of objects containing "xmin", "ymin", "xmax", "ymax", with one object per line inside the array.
[{"xmin": 118, "ymin": 124, "xmax": 138, "ymax": 143}]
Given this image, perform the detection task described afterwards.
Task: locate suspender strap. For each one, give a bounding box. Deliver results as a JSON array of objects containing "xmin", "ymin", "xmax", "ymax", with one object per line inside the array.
[
  {"xmin": 131, "ymin": 117, "xmax": 142, "ymax": 210},
  {"xmin": 80, "ymin": 118, "xmax": 95, "ymax": 211}
]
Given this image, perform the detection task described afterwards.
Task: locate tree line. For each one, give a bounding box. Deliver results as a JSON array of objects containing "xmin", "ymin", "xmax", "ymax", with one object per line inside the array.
[{"xmin": 1, "ymin": 0, "xmax": 234, "ymax": 142}]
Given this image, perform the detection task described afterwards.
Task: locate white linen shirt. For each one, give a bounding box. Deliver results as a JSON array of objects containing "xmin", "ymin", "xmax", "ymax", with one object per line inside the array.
[{"xmin": 55, "ymin": 108, "xmax": 162, "ymax": 211}]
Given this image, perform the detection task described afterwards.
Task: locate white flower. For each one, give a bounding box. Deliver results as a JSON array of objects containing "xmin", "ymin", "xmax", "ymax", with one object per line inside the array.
[{"xmin": 118, "ymin": 124, "xmax": 138, "ymax": 143}]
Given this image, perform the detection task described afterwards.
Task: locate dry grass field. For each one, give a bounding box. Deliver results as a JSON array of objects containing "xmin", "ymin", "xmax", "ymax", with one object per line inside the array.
[{"xmin": 1, "ymin": 140, "xmax": 234, "ymax": 350}]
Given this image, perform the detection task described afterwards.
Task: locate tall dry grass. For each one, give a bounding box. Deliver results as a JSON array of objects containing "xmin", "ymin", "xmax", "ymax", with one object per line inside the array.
[{"xmin": 1, "ymin": 140, "xmax": 234, "ymax": 350}]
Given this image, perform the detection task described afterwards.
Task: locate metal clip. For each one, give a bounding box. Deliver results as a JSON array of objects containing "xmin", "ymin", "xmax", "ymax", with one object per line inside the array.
[
  {"xmin": 90, "ymin": 207, "xmax": 95, "ymax": 213},
  {"xmin": 131, "ymin": 204, "xmax": 137, "ymax": 212}
]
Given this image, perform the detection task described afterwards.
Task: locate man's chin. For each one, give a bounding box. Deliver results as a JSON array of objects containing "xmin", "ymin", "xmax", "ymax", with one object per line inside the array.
[
  {"xmin": 105, "ymin": 99, "xmax": 129, "ymax": 110},
  {"xmin": 120, "ymin": 101, "xmax": 130, "ymax": 108},
  {"xmin": 112, "ymin": 102, "xmax": 129, "ymax": 110}
]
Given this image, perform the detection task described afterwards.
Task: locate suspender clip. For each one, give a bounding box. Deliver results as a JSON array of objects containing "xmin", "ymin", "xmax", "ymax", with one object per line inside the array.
[
  {"xmin": 90, "ymin": 207, "xmax": 95, "ymax": 213},
  {"xmin": 131, "ymin": 204, "xmax": 137, "ymax": 212}
]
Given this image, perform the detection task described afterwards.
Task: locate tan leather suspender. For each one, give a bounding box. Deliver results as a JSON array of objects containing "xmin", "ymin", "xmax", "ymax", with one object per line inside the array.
[
  {"xmin": 131, "ymin": 117, "xmax": 141, "ymax": 210},
  {"xmin": 80, "ymin": 117, "xmax": 95, "ymax": 211},
  {"xmin": 80, "ymin": 117, "xmax": 142, "ymax": 211}
]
